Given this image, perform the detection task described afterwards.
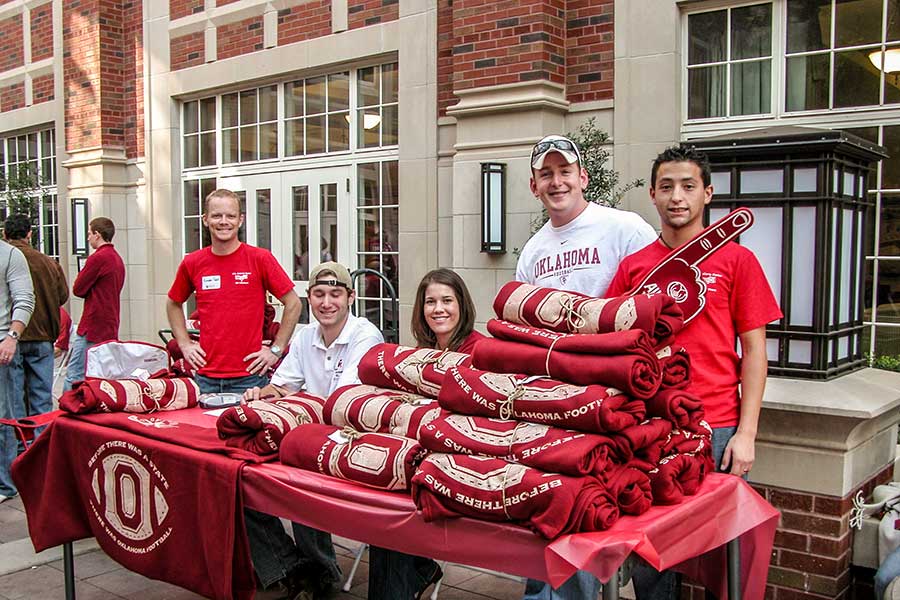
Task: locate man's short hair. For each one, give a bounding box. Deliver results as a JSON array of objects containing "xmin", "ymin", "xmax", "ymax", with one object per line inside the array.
[
  {"xmin": 651, "ymin": 146, "xmax": 712, "ymax": 188},
  {"xmin": 3, "ymin": 213, "xmax": 32, "ymax": 241},
  {"xmin": 204, "ymin": 189, "xmax": 242, "ymax": 214},
  {"xmin": 90, "ymin": 217, "xmax": 116, "ymax": 242}
]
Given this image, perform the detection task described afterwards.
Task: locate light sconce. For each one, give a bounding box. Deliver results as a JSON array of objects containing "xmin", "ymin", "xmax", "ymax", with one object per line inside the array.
[
  {"xmin": 71, "ymin": 197, "xmax": 88, "ymax": 257},
  {"xmin": 868, "ymin": 48, "xmax": 900, "ymax": 73},
  {"xmin": 481, "ymin": 163, "xmax": 506, "ymax": 254}
]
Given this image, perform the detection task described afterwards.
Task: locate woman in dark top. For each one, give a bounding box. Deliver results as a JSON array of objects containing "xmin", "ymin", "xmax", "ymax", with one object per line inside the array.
[{"xmin": 410, "ymin": 268, "xmax": 486, "ymax": 354}]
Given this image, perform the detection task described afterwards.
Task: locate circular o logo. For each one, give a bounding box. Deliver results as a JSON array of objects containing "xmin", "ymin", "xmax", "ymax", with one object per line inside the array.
[{"xmin": 666, "ymin": 281, "xmax": 690, "ymax": 303}]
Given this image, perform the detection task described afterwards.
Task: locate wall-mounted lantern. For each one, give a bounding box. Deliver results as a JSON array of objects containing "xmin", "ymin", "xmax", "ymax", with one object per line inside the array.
[
  {"xmin": 71, "ymin": 197, "xmax": 88, "ymax": 257},
  {"xmin": 481, "ymin": 163, "xmax": 506, "ymax": 253}
]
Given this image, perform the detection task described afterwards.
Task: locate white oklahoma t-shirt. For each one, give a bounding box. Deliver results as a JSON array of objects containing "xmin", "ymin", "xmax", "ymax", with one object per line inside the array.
[{"xmin": 515, "ymin": 202, "xmax": 657, "ymax": 297}]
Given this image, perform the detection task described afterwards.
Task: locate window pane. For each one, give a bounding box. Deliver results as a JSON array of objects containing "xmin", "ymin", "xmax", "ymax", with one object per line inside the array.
[
  {"xmin": 223, "ymin": 128, "xmax": 239, "ymax": 163},
  {"xmin": 890, "ymin": 0, "xmax": 900, "ymax": 42},
  {"xmin": 257, "ymin": 189, "xmax": 271, "ymax": 250},
  {"xmin": 835, "ymin": 0, "xmax": 882, "ymax": 48},
  {"xmin": 320, "ymin": 183, "xmax": 338, "ymax": 262},
  {"xmin": 885, "ymin": 56, "xmax": 900, "ymax": 104},
  {"xmin": 306, "ymin": 76, "xmax": 326, "ymax": 115},
  {"xmin": 731, "ymin": 4, "xmax": 771, "ymax": 60},
  {"xmin": 285, "ymin": 81, "xmax": 304, "ymax": 118},
  {"xmin": 382, "ymin": 63, "xmax": 399, "ymax": 103},
  {"xmin": 382, "ymin": 161, "xmax": 398, "ymax": 205},
  {"xmin": 787, "ymin": 0, "xmax": 831, "ymax": 53},
  {"xmin": 27, "ymin": 134, "xmax": 37, "ymax": 159},
  {"xmin": 786, "ymin": 54, "xmax": 830, "ymax": 111},
  {"xmin": 240, "ymin": 90, "xmax": 256, "ymax": 125},
  {"xmin": 688, "ymin": 65, "xmax": 726, "ymax": 118},
  {"xmin": 184, "ymin": 135, "xmax": 199, "ymax": 169},
  {"xmin": 292, "ymin": 186, "xmax": 310, "ymax": 280},
  {"xmin": 843, "ymin": 126, "xmax": 879, "ymax": 144},
  {"xmin": 359, "ymin": 208, "xmax": 380, "ymax": 252},
  {"xmin": 240, "ymin": 125, "xmax": 257, "ymax": 162},
  {"xmin": 286, "ymin": 119, "xmax": 304, "ymax": 156},
  {"xmin": 200, "ymin": 98, "xmax": 216, "ymax": 131},
  {"xmin": 183, "ymin": 179, "xmax": 200, "ymax": 216},
  {"xmin": 882, "ymin": 126, "xmax": 900, "ymax": 189},
  {"xmin": 259, "ymin": 123, "xmax": 277, "ymax": 160},
  {"xmin": 328, "ymin": 72, "xmax": 350, "ymax": 111},
  {"xmin": 358, "ymin": 163, "xmax": 379, "ymax": 206},
  {"xmin": 306, "ymin": 115, "xmax": 326, "ymax": 154},
  {"xmin": 358, "ymin": 66, "xmax": 380, "ymax": 106},
  {"xmin": 834, "ymin": 48, "xmax": 881, "ymax": 107},
  {"xmin": 7, "ymin": 138, "xmax": 16, "ymax": 162},
  {"xmin": 222, "ymin": 93, "xmax": 238, "ymax": 128},
  {"xmin": 688, "ymin": 10, "xmax": 726, "ymax": 65},
  {"xmin": 184, "ymin": 101, "xmax": 199, "ymax": 134},
  {"xmin": 731, "ymin": 60, "xmax": 771, "ymax": 115},
  {"xmin": 201, "ymin": 178, "xmax": 217, "ymax": 203},
  {"xmin": 40, "ymin": 129, "xmax": 52, "ymax": 157},
  {"xmin": 382, "ymin": 207, "xmax": 398, "ymax": 253},
  {"xmin": 200, "ymin": 132, "xmax": 215, "ymax": 167},
  {"xmin": 185, "ymin": 218, "xmax": 201, "ymax": 253},
  {"xmin": 259, "ymin": 85, "xmax": 277, "ymax": 122},
  {"xmin": 328, "ymin": 112, "xmax": 350, "ymax": 152},
  {"xmin": 358, "ymin": 108, "xmax": 381, "ymax": 147},
  {"xmin": 382, "ymin": 105, "xmax": 398, "ymax": 145}
]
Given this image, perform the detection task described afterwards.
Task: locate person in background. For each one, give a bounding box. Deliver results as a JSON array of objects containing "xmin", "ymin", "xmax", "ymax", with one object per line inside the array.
[
  {"xmin": 63, "ymin": 217, "xmax": 125, "ymax": 390},
  {"xmin": 54, "ymin": 306, "xmax": 72, "ymax": 358}
]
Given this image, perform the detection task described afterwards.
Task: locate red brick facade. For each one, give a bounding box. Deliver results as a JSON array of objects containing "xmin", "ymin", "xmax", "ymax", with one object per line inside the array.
[
  {"xmin": 32, "ymin": 73, "xmax": 54, "ymax": 104},
  {"xmin": 348, "ymin": 0, "xmax": 399, "ymax": 30},
  {"xmin": 0, "ymin": 82, "xmax": 24, "ymax": 112},
  {"xmin": 216, "ymin": 16, "xmax": 264, "ymax": 61},
  {"xmin": 216, "ymin": 0, "xmax": 241, "ymax": 6},
  {"xmin": 170, "ymin": 0, "xmax": 203, "ymax": 20},
  {"xmin": 123, "ymin": 0, "xmax": 143, "ymax": 158},
  {"xmin": 565, "ymin": 0, "xmax": 613, "ymax": 103},
  {"xmin": 277, "ymin": 1, "xmax": 332, "ymax": 47},
  {"xmin": 31, "ymin": 3, "xmax": 53, "ymax": 63},
  {"xmin": 170, "ymin": 32, "xmax": 204, "ymax": 71},
  {"xmin": 0, "ymin": 15, "xmax": 24, "ymax": 73},
  {"xmin": 437, "ymin": 0, "xmax": 453, "ymax": 116}
]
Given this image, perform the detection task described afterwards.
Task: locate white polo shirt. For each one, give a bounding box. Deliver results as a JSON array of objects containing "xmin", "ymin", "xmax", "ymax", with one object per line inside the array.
[{"xmin": 270, "ymin": 312, "xmax": 383, "ymax": 398}]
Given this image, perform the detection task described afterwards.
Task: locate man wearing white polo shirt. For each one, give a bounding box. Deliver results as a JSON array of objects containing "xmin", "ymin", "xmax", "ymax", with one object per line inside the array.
[{"xmin": 244, "ymin": 261, "xmax": 382, "ymax": 599}]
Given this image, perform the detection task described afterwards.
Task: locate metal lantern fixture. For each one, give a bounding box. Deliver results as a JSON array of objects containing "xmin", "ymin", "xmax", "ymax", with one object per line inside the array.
[
  {"xmin": 690, "ymin": 127, "xmax": 886, "ymax": 379},
  {"xmin": 71, "ymin": 197, "xmax": 89, "ymax": 257},
  {"xmin": 481, "ymin": 163, "xmax": 506, "ymax": 253}
]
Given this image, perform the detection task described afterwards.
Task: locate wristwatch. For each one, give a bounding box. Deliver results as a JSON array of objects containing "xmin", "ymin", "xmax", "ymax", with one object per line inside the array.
[
  {"xmin": 6, "ymin": 330, "xmax": 19, "ymax": 340},
  {"xmin": 269, "ymin": 344, "xmax": 282, "ymax": 357}
]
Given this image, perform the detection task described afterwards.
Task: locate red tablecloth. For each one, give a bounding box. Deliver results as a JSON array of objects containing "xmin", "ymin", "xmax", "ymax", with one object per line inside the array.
[{"xmin": 20, "ymin": 408, "xmax": 778, "ymax": 599}]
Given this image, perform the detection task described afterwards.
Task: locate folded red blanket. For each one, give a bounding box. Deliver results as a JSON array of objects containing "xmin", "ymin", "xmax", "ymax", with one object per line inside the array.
[
  {"xmin": 59, "ymin": 377, "xmax": 200, "ymax": 414},
  {"xmin": 216, "ymin": 393, "xmax": 326, "ymax": 455},
  {"xmin": 601, "ymin": 465, "xmax": 652, "ymax": 516},
  {"xmin": 493, "ymin": 281, "xmax": 683, "ymax": 346},
  {"xmin": 280, "ymin": 424, "xmax": 427, "ymax": 491},
  {"xmin": 661, "ymin": 422, "xmax": 714, "ymax": 459},
  {"xmin": 325, "ymin": 384, "xmax": 441, "ymax": 439},
  {"xmin": 474, "ymin": 324, "xmax": 661, "ymax": 399},
  {"xmin": 657, "ymin": 346, "xmax": 690, "ymax": 389},
  {"xmin": 419, "ymin": 412, "xmax": 624, "ymax": 476},
  {"xmin": 611, "ymin": 418, "xmax": 674, "ymax": 466},
  {"xmin": 646, "ymin": 389, "xmax": 705, "ymax": 430},
  {"xmin": 411, "ymin": 453, "xmax": 619, "ymax": 539},
  {"xmin": 358, "ymin": 344, "xmax": 473, "ymax": 398},
  {"xmin": 438, "ymin": 366, "xmax": 645, "ymax": 434},
  {"xmin": 648, "ymin": 452, "xmax": 712, "ymax": 505}
]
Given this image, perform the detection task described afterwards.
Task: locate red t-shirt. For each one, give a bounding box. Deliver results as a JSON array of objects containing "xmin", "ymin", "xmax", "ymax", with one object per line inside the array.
[
  {"xmin": 456, "ymin": 330, "xmax": 487, "ymax": 355},
  {"xmin": 168, "ymin": 244, "xmax": 295, "ymax": 378},
  {"xmin": 73, "ymin": 244, "xmax": 126, "ymax": 343},
  {"xmin": 607, "ymin": 240, "xmax": 783, "ymax": 428}
]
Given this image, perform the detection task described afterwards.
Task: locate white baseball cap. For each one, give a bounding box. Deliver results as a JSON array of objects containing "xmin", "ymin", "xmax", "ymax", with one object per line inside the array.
[{"xmin": 531, "ymin": 135, "xmax": 582, "ymax": 170}]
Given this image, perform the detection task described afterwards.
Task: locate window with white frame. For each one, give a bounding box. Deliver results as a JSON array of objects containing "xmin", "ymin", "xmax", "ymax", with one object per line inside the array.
[
  {"xmin": 183, "ymin": 97, "xmax": 216, "ymax": 168},
  {"xmin": 222, "ymin": 85, "xmax": 278, "ymax": 163},
  {"xmin": 356, "ymin": 160, "xmax": 399, "ymax": 332},
  {"xmin": 285, "ymin": 72, "xmax": 351, "ymax": 156}
]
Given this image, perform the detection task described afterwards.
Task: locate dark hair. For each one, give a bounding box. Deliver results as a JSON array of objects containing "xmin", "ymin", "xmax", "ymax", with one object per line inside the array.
[
  {"xmin": 204, "ymin": 189, "xmax": 242, "ymax": 214},
  {"xmin": 3, "ymin": 213, "xmax": 32, "ymax": 241},
  {"xmin": 651, "ymin": 145, "xmax": 712, "ymax": 188},
  {"xmin": 411, "ymin": 268, "xmax": 476, "ymax": 352},
  {"xmin": 89, "ymin": 217, "xmax": 115, "ymax": 242}
]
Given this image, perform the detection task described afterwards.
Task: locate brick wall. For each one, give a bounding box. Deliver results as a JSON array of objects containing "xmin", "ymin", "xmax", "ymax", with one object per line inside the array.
[
  {"xmin": 32, "ymin": 73, "xmax": 54, "ymax": 104},
  {"xmin": 682, "ymin": 465, "xmax": 894, "ymax": 600},
  {"xmin": 31, "ymin": 3, "xmax": 53, "ymax": 62},
  {"xmin": 216, "ymin": 0, "xmax": 241, "ymax": 6},
  {"xmin": 217, "ymin": 16, "xmax": 263, "ymax": 61},
  {"xmin": 437, "ymin": 0, "xmax": 453, "ymax": 116},
  {"xmin": 0, "ymin": 14, "xmax": 23, "ymax": 73},
  {"xmin": 170, "ymin": 32, "xmax": 204, "ymax": 71},
  {"xmin": 348, "ymin": 0, "xmax": 398, "ymax": 30},
  {"xmin": 1, "ymin": 82, "xmax": 24, "ymax": 112},
  {"xmin": 170, "ymin": 0, "xmax": 203, "ymax": 20},
  {"xmin": 565, "ymin": 0, "xmax": 613, "ymax": 103},
  {"xmin": 123, "ymin": 0, "xmax": 143, "ymax": 158},
  {"xmin": 277, "ymin": 1, "xmax": 331, "ymax": 47},
  {"xmin": 451, "ymin": 0, "xmax": 565, "ymax": 93}
]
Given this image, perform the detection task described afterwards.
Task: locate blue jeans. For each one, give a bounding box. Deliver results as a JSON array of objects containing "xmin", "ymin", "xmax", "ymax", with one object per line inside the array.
[
  {"xmin": 630, "ymin": 426, "xmax": 740, "ymax": 600},
  {"xmin": 368, "ymin": 547, "xmax": 440, "ymax": 598},
  {"xmin": 63, "ymin": 333, "xmax": 97, "ymax": 391},
  {"xmin": 876, "ymin": 545, "xmax": 900, "ymax": 600},
  {"xmin": 0, "ymin": 361, "xmax": 17, "ymax": 497},
  {"xmin": 523, "ymin": 570, "xmax": 601, "ymax": 599},
  {"xmin": 10, "ymin": 341, "xmax": 54, "ymax": 421}
]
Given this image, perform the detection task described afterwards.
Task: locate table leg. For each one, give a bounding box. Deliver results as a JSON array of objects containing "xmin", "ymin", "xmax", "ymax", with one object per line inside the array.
[
  {"xmin": 602, "ymin": 568, "xmax": 620, "ymax": 600},
  {"xmin": 727, "ymin": 537, "xmax": 741, "ymax": 600},
  {"xmin": 63, "ymin": 542, "xmax": 75, "ymax": 600}
]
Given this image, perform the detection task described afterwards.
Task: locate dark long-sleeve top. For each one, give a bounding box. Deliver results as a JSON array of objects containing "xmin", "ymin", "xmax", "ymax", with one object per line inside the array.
[
  {"xmin": 9, "ymin": 239, "xmax": 68, "ymax": 342},
  {"xmin": 73, "ymin": 243, "xmax": 125, "ymax": 343}
]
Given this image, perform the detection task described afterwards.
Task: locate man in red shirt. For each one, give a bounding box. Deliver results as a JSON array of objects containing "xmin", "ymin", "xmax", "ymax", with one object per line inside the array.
[
  {"xmin": 606, "ymin": 146, "xmax": 782, "ymax": 600},
  {"xmin": 63, "ymin": 217, "xmax": 125, "ymax": 390}
]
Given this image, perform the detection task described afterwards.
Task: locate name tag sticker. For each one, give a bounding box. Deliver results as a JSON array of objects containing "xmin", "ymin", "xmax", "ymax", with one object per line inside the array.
[{"xmin": 202, "ymin": 275, "xmax": 221, "ymax": 290}]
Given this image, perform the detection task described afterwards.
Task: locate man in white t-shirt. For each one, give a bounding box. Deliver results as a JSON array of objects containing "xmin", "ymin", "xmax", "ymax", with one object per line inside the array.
[
  {"xmin": 244, "ymin": 261, "xmax": 382, "ymax": 599},
  {"xmin": 516, "ymin": 136, "xmax": 656, "ymax": 600},
  {"xmin": 516, "ymin": 134, "xmax": 657, "ymax": 298}
]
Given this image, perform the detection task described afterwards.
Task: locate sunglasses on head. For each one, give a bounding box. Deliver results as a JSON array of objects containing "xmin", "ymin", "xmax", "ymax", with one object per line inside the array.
[{"xmin": 531, "ymin": 139, "xmax": 581, "ymax": 163}]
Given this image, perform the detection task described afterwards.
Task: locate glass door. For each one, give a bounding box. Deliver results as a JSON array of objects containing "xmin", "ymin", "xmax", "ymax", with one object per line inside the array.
[{"xmin": 215, "ymin": 173, "xmax": 278, "ymax": 252}]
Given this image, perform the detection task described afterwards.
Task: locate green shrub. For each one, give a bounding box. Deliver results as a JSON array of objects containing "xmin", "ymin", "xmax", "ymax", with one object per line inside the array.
[{"xmin": 866, "ymin": 353, "xmax": 900, "ymax": 372}]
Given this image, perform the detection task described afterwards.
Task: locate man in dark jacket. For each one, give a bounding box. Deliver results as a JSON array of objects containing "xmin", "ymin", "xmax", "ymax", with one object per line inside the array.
[{"xmin": 4, "ymin": 214, "xmax": 67, "ymax": 421}]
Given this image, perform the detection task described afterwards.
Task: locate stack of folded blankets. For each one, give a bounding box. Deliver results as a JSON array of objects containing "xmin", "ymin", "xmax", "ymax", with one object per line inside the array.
[{"xmin": 212, "ymin": 282, "xmax": 715, "ymax": 541}]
